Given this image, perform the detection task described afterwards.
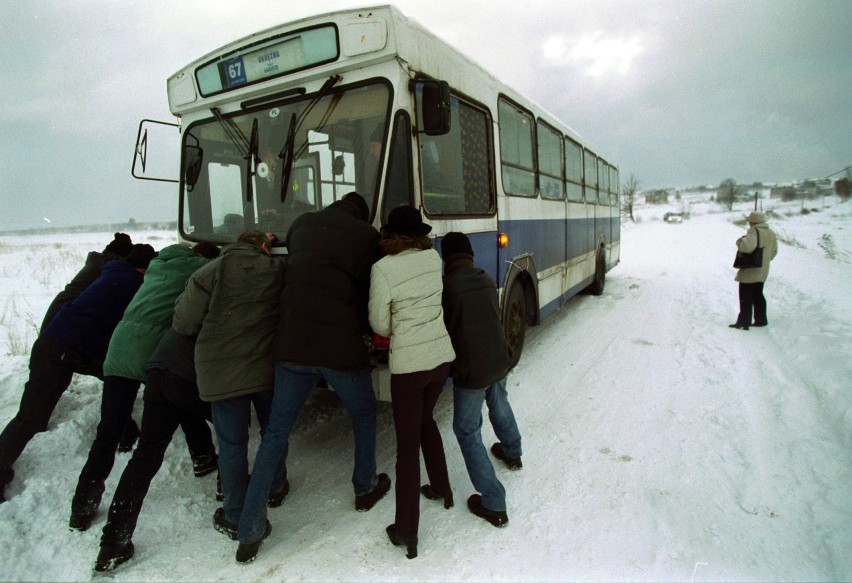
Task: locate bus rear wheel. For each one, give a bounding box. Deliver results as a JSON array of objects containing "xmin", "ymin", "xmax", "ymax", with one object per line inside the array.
[{"xmin": 504, "ymin": 283, "xmax": 526, "ymax": 369}]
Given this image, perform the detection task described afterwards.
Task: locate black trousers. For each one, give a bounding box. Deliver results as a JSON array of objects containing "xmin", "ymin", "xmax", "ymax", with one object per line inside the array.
[
  {"xmin": 736, "ymin": 281, "xmax": 767, "ymax": 326},
  {"xmin": 0, "ymin": 336, "xmax": 141, "ymax": 493},
  {"xmin": 101, "ymin": 369, "xmax": 213, "ymax": 544},
  {"xmin": 390, "ymin": 362, "xmax": 451, "ymax": 537},
  {"xmin": 72, "ymin": 373, "xmax": 214, "ymax": 516},
  {"xmin": 0, "ymin": 336, "xmax": 74, "ymax": 477}
]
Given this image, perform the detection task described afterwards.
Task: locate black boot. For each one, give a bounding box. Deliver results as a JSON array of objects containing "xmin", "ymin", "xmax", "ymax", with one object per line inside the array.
[
  {"xmin": 491, "ymin": 443, "xmax": 523, "ymax": 470},
  {"xmin": 355, "ymin": 473, "xmax": 390, "ymax": 511},
  {"xmin": 70, "ymin": 495, "xmax": 100, "ymax": 532},
  {"xmin": 70, "ymin": 480, "xmax": 105, "ymax": 531},
  {"xmin": 69, "ymin": 511, "xmax": 97, "ymax": 531},
  {"xmin": 267, "ymin": 479, "xmax": 290, "ymax": 508},
  {"xmin": 467, "ymin": 494, "xmax": 508, "ymax": 527},
  {"xmin": 386, "ymin": 524, "xmax": 417, "ymax": 559},
  {"xmin": 191, "ymin": 451, "xmax": 218, "ymax": 478},
  {"xmin": 235, "ymin": 521, "xmax": 271, "ymax": 563},
  {"xmin": 213, "ymin": 507, "xmax": 238, "ymax": 540},
  {"xmin": 94, "ymin": 540, "xmax": 134, "ymax": 572},
  {"xmin": 728, "ymin": 323, "xmax": 749, "ymax": 330},
  {"xmin": 420, "ymin": 484, "xmax": 454, "ymax": 509}
]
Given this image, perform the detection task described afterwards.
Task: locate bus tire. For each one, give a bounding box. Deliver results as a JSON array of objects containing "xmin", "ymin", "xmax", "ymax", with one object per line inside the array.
[
  {"xmin": 589, "ymin": 251, "xmax": 606, "ymax": 296},
  {"xmin": 504, "ymin": 283, "xmax": 526, "ymax": 369}
]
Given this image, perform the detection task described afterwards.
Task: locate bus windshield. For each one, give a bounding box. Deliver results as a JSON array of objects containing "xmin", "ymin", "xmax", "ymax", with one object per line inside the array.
[{"xmin": 180, "ymin": 81, "xmax": 390, "ymax": 244}]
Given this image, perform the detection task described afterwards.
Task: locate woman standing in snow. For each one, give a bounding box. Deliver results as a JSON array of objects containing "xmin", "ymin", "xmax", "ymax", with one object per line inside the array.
[
  {"xmin": 368, "ymin": 205, "xmax": 456, "ymax": 559},
  {"xmin": 730, "ymin": 211, "xmax": 779, "ymax": 330}
]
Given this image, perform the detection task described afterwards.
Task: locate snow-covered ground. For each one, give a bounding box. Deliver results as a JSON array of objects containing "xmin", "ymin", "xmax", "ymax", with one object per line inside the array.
[{"xmin": 0, "ymin": 199, "xmax": 849, "ymax": 582}]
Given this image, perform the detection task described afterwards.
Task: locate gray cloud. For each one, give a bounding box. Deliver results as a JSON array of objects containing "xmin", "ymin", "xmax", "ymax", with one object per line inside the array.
[{"xmin": 1, "ymin": 0, "xmax": 849, "ymax": 229}]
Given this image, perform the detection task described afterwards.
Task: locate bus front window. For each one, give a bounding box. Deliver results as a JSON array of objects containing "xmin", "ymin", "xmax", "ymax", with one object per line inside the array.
[{"xmin": 180, "ymin": 82, "xmax": 390, "ymax": 244}]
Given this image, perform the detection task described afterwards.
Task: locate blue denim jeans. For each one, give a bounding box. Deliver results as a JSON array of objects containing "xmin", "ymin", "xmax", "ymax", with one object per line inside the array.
[
  {"xmin": 237, "ymin": 363, "xmax": 377, "ymax": 543},
  {"xmin": 452, "ymin": 376, "xmax": 521, "ymax": 511},
  {"xmin": 211, "ymin": 391, "xmax": 288, "ymax": 525}
]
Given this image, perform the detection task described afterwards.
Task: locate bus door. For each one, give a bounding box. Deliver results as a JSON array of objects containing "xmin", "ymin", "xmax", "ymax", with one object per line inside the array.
[
  {"xmin": 584, "ymin": 150, "xmax": 600, "ymax": 266},
  {"xmin": 598, "ymin": 159, "xmax": 611, "ymax": 265}
]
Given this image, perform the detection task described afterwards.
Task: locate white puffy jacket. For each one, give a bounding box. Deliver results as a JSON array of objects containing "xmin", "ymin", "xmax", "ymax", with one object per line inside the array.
[{"xmin": 368, "ymin": 248, "xmax": 456, "ymax": 374}]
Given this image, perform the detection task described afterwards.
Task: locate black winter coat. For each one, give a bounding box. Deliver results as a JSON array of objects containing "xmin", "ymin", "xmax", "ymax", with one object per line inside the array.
[
  {"xmin": 275, "ymin": 198, "xmax": 382, "ymax": 370},
  {"xmin": 442, "ymin": 255, "xmax": 512, "ymax": 389}
]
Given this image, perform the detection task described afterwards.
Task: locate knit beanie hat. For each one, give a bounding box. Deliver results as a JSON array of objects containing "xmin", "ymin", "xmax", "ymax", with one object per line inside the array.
[
  {"xmin": 127, "ymin": 244, "xmax": 157, "ymax": 270},
  {"xmin": 104, "ymin": 232, "xmax": 133, "ymax": 256},
  {"xmin": 440, "ymin": 232, "xmax": 474, "ymax": 260},
  {"xmin": 342, "ymin": 192, "xmax": 370, "ymax": 222}
]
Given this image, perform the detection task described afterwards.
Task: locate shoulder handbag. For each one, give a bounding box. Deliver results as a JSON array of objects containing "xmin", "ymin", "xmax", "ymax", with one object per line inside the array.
[{"xmin": 733, "ymin": 228, "xmax": 763, "ymax": 268}]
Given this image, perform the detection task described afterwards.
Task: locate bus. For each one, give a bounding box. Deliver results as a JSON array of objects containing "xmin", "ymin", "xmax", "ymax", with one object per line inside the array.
[{"xmin": 132, "ymin": 4, "xmax": 620, "ymax": 399}]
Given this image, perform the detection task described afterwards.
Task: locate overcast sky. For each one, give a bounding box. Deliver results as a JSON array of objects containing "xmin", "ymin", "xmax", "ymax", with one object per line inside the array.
[{"xmin": 1, "ymin": 0, "xmax": 850, "ymax": 230}]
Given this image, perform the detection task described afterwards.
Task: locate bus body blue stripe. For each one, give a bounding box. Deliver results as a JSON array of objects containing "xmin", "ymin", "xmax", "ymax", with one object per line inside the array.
[
  {"xmin": 436, "ymin": 215, "xmax": 607, "ymax": 282},
  {"xmin": 496, "ymin": 217, "xmax": 598, "ymax": 283}
]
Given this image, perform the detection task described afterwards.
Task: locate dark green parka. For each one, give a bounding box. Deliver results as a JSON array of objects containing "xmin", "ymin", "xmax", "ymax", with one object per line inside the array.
[{"xmin": 173, "ymin": 242, "xmax": 284, "ymax": 402}]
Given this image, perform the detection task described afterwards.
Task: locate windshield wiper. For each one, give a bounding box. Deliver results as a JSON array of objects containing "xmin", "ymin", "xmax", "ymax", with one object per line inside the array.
[
  {"xmin": 278, "ymin": 113, "xmax": 296, "ymax": 203},
  {"xmin": 245, "ymin": 117, "xmax": 258, "ymax": 204},
  {"xmin": 278, "ymin": 74, "xmax": 341, "ymax": 203},
  {"xmin": 211, "ymin": 107, "xmax": 249, "ymax": 157}
]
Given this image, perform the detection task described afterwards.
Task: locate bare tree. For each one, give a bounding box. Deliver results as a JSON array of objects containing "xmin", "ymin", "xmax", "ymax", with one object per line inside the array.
[
  {"xmin": 717, "ymin": 178, "xmax": 739, "ymax": 211},
  {"xmin": 621, "ymin": 174, "xmax": 639, "ymax": 222}
]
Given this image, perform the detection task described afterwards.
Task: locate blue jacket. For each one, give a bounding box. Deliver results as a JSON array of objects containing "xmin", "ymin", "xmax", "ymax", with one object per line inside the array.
[
  {"xmin": 39, "ymin": 250, "xmax": 124, "ymax": 333},
  {"xmin": 43, "ymin": 259, "xmax": 145, "ymax": 365}
]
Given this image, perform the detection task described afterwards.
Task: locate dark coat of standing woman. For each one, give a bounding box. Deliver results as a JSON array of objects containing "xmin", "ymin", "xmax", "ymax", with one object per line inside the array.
[
  {"xmin": 730, "ymin": 211, "xmax": 778, "ymax": 330},
  {"xmin": 368, "ymin": 205, "xmax": 455, "ymax": 560}
]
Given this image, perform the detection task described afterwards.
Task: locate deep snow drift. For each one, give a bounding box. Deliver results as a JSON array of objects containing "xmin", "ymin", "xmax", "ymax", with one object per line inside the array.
[{"xmin": 0, "ymin": 198, "xmax": 849, "ymax": 582}]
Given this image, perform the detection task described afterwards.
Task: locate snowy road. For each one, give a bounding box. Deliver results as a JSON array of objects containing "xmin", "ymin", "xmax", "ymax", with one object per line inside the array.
[{"xmin": 0, "ymin": 202, "xmax": 850, "ymax": 581}]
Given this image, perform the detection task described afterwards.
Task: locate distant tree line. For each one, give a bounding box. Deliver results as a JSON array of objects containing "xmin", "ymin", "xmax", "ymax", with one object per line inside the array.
[{"xmin": 620, "ymin": 167, "xmax": 850, "ymax": 222}]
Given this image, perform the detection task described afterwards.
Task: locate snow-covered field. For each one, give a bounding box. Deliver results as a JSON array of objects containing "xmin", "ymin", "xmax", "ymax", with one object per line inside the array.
[{"xmin": 0, "ymin": 198, "xmax": 849, "ymax": 582}]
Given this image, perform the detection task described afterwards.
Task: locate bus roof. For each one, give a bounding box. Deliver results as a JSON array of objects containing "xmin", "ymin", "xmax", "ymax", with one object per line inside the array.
[{"xmin": 165, "ymin": 4, "xmax": 602, "ymax": 160}]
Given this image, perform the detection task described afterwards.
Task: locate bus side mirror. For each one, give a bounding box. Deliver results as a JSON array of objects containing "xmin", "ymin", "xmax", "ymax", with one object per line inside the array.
[
  {"xmin": 415, "ymin": 80, "xmax": 451, "ymax": 136},
  {"xmin": 184, "ymin": 145, "xmax": 203, "ymax": 189}
]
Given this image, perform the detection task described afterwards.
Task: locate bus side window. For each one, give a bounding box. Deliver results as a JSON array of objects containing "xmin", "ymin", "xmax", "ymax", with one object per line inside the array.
[{"xmin": 421, "ymin": 96, "xmax": 494, "ymax": 216}]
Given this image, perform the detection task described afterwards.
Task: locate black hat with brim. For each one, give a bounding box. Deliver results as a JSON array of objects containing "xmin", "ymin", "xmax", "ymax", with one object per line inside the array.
[{"xmin": 384, "ymin": 205, "xmax": 431, "ymax": 237}]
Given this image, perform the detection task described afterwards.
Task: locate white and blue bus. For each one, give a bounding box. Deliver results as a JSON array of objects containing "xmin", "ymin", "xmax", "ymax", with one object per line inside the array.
[{"xmin": 133, "ymin": 5, "xmax": 620, "ymax": 396}]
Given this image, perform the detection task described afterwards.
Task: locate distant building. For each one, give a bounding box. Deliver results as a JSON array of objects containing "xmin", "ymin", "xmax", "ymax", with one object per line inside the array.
[
  {"xmin": 644, "ymin": 190, "xmax": 669, "ymax": 204},
  {"xmin": 770, "ymin": 180, "xmax": 834, "ymax": 200}
]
